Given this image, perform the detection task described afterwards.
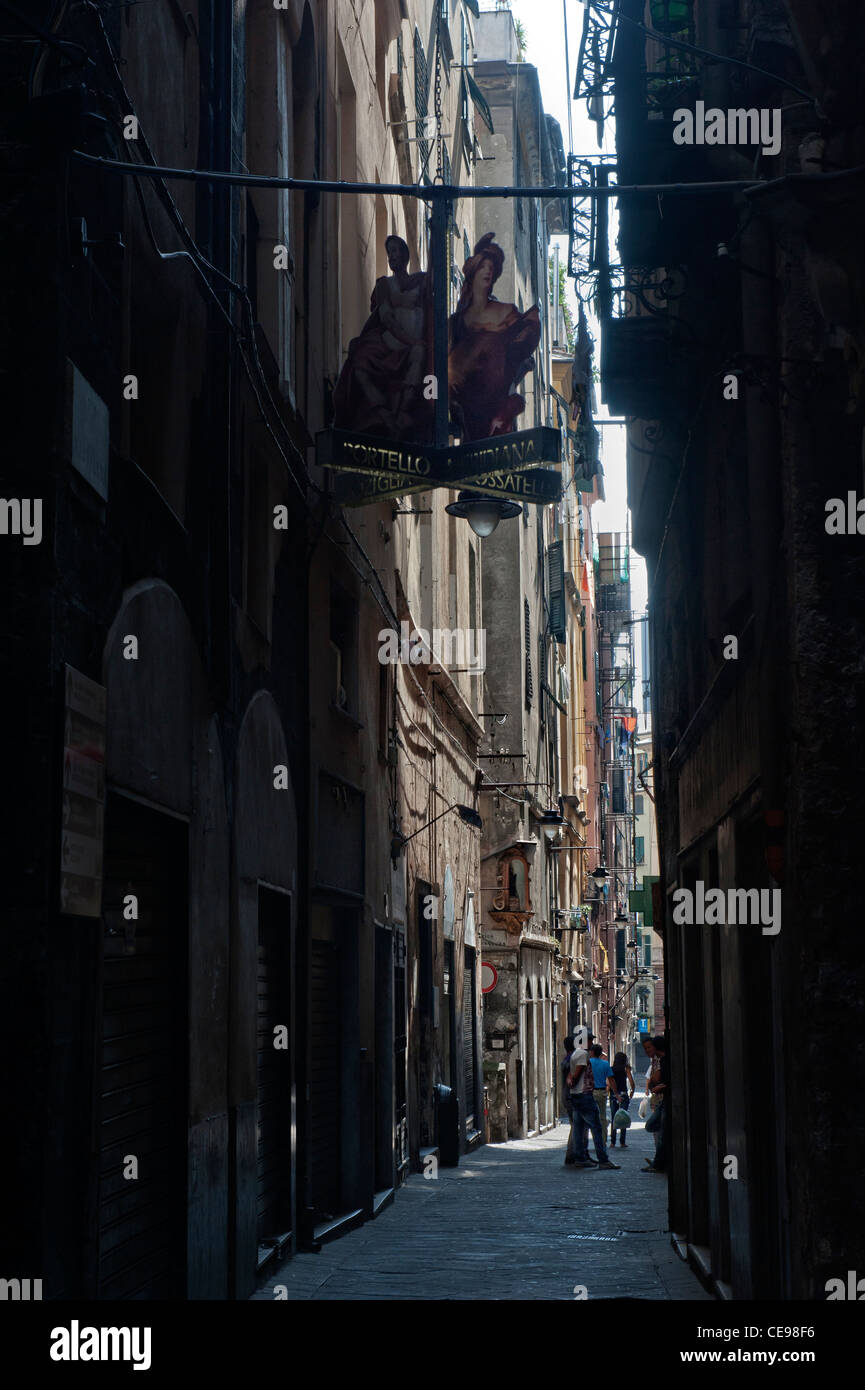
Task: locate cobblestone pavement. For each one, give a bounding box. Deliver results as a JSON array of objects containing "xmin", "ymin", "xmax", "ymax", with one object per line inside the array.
[{"xmin": 253, "ymin": 1109, "xmax": 712, "ymax": 1301}]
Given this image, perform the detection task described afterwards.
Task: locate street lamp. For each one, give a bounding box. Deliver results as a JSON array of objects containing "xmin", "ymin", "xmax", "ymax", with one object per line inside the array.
[
  {"xmin": 445, "ymin": 490, "xmax": 521, "ymax": 538},
  {"xmin": 539, "ymin": 808, "xmax": 566, "ymax": 841}
]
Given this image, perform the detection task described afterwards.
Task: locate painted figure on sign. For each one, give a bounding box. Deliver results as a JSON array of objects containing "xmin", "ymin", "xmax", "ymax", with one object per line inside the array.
[
  {"xmin": 448, "ymin": 232, "xmax": 541, "ymax": 441},
  {"xmin": 332, "ymin": 234, "xmax": 432, "ymax": 440}
]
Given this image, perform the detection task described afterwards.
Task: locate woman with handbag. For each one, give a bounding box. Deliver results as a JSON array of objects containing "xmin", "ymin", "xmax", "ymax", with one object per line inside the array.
[{"xmin": 608, "ymin": 1052, "xmax": 635, "ymax": 1148}]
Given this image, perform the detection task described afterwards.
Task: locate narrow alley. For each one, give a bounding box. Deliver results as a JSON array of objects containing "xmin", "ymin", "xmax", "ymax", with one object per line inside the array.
[{"xmin": 254, "ymin": 1117, "xmax": 709, "ymax": 1302}]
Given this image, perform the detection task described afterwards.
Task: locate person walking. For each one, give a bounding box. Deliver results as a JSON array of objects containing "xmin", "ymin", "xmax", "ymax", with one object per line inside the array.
[
  {"xmin": 561, "ymin": 1035, "xmax": 577, "ymax": 1165},
  {"xmin": 608, "ymin": 1051, "xmax": 635, "ymax": 1148},
  {"xmin": 641, "ymin": 1034, "xmax": 661, "ymax": 1156},
  {"xmin": 567, "ymin": 1028, "xmax": 619, "ymax": 1170},
  {"xmin": 643, "ymin": 1035, "xmax": 669, "ymax": 1174},
  {"xmin": 589, "ymin": 1044, "xmax": 613, "ymax": 1148}
]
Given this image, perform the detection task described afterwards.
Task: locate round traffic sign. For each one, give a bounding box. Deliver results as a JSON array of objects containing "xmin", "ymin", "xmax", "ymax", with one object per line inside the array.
[{"xmin": 481, "ymin": 961, "xmax": 498, "ymax": 994}]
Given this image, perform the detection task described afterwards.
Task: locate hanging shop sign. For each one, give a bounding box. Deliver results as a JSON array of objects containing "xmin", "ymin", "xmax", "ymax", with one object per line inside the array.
[
  {"xmin": 322, "ymin": 426, "xmax": 563, "ymax": 508},
  {"xmin": 323, "ymin": 230, "xmax": 561, "ymax": 508},
  {"xmin": 331, "ymin": 463, "xmax": 562, "ymax": 508},
  {"xmin": 317, "ymin": 425, "xmax": 561, "ymax": 481}
]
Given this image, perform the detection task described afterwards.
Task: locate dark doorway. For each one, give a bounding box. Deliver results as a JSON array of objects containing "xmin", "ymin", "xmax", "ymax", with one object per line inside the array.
[
  {"xmin": 256, "ymin": 885, "xmax": 294, "ymax": 1248},
  {"xmin": 443, "ymin": 940, "xmax": 457, "ymax": 1092},
  {"xmin": 374, "ymin": 924, "xmax": 394, "ymax": 1194},
  {"xmin": 463, "ymin": 947, "xmax": 478, "ymax": 1136},
  {"xmin": 737, "ymin": 814, "xmax": 782, "ymax": 1297},
  {"xmin": 97, "ymin": 792, "xmax": 188, "ymax": 1299},
  {"xmin": 393, "ymin": 927, "xmax": 409, "ymax": 1176}
]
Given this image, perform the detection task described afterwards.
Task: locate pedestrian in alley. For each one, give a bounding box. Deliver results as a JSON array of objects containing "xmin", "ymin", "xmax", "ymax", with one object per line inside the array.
[
  {"xmin": 590, "ymin": 1043, "xmax": 613, "ymax": 1147},
  {"xmin": 561, "ymin": 1035, "xmax": 577, "ymax": 1164},
  {"xmin": 641, "ymin": 1034, "xmax": 661, "ymax": 1158},
  {"xmin": 567, "ymin": 1028, "xmax": 619, "ymax": 1170},
  {"xmin": 643, "ymin": 1035, "xmax": 669, "ymax": 1174},
  {"xmin": 608, "ymin": 1051, "xmax": 636, "ymax": 1148}
]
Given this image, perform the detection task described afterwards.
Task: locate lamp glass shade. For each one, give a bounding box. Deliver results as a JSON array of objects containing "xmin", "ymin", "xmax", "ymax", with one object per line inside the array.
[
  {"xmin": 466, "ymin": 504, "xmax": 502, "ymax": 538},
  {"xmin": 649, "ymin": 0, "xmax": 692, "ymax": 32}
]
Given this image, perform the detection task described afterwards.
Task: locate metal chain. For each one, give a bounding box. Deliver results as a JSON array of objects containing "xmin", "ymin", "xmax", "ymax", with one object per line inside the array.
[{"xmin": 434, "ymin": 1, "xmax": 443, "ymax": 183}]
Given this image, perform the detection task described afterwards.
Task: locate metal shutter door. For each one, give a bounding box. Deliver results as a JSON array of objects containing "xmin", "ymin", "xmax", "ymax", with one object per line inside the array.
[
  {"xmin": 309, "ymin": 940, "xmax": 341, "ymax": 1220},
  {"xmin": 256, "ymin": 889, "xmax": 292, "ymax": 1243},
  {"xmin": 98, "ymin": 796, "xmax": 187, "ymax": 1299}
]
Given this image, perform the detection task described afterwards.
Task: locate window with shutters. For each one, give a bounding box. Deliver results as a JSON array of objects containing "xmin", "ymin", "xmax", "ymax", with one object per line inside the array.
[
  {"xmin": 414, "ymin": 28, "xmax": 430, "ymax": 180},
  {"xmin": 635, "ymin": 835, "xmax": 645, "ymax": 865},
  {"xmin": 547, "ymin": 541, "xmax": 566, "ymax": 643},
  {"xmin": 524, "ymin": 598, "xmax": 533, "ymax": 706}
]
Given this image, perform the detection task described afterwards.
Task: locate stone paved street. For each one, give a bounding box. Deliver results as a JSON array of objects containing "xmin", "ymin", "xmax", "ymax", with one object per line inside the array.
[{"xmin": 254, "ymin": 1110, "xmax": 712, "ymax": 1301}]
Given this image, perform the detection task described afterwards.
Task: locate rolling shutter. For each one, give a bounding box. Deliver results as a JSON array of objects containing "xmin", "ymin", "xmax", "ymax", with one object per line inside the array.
[
  {"xmin": 256, "ymin": 888, "xmax": 292, "ymax": 1244},
  {"xmin": 309, "ymin": 941, "xmax": 341, "ymax": 1220},
  {"xmin": 98, "ymin": 794, "xmax": 187, "ymax": 1299}
]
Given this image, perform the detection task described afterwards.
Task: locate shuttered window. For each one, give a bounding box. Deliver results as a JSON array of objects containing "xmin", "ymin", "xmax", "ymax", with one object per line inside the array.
[
  {"xmin": 414, "ymin": 29, "xmax": 430, "ymax": 179},
  {"xmin": 547, "ymin": 540, "xmax": 566, "ymax": 642},
  {"xmin": 524, "ymin": 599, "xmax": 533, "ymax": 706}
]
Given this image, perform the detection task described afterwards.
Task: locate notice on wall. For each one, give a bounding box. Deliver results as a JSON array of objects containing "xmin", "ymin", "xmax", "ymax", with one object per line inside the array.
[{"xmin": 60, "ymin": 666, "xmax": 106, "ymax": 917}]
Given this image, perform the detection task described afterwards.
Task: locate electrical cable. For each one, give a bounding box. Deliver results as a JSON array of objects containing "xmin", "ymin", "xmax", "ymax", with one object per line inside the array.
[
  {"xmin": 0, "ymin": 0, "xmax": 90, "ymax": 64},
  {"xmin": 27, "ymin": 0, "xmax": 67, "ymax": 99},
  {"xmin": 69, "ymin": 146, "xmax": 798, "ymax": 198},
  {"xmin": 73, "ymin": 147, "xmax": 865, "ymax": 201},
  {"xmin": 615, "ymin": 12, "xmax": 818, "ymax": 108}
]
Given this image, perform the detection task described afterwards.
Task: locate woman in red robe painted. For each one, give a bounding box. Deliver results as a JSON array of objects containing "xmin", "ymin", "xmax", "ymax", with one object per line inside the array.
[{"xmin": 448, "ymin": 232, "xmax": 541, "ymax": 442}]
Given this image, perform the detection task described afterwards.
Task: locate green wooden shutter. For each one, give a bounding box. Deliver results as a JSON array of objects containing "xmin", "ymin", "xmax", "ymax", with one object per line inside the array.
[{"xmin": 547, "ymin": 541, "xmax": 566, "ymax": 643}]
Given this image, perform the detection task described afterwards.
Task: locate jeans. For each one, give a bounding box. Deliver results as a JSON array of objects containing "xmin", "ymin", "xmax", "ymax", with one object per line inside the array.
[
  {"xmin": 654, "ymin": 1097, "xmax": 669, "ymax": 1170},
  {"xmin": 570, "ymin": 1092, "xmax": 609, "ymax": 1163},
  {"xmin": 609, "ymin": 1092, "xmax": 630, "ymax": 1142},
  {"xmin": 593, "ymin": 1089, "xmax": 608, "ymax": 1145},
  {"xmin": 649, "ymin": 1093, "xmax": 660, "ymax": 1151}
]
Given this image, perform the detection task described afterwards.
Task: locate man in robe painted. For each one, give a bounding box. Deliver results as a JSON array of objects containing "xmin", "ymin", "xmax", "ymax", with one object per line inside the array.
[{"xmin": 332, "ymin": 234, "xmax": 432, "ymax": 440}]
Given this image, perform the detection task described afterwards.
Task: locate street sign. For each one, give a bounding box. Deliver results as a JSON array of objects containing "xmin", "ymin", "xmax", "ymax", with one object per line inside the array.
[
  {"xmin": 445, "ymin": 427, "xmax": 561, "ymax": 479},
  {"xmin": 319, "ymin": 426, "xmax": 562, "ymax": 508},
  {"xmin": 481, "ymin": 961, "xmax": 498, "ymax": 994},
  {"xmin": 317, "ymin": 429, "xmax": 436, "ymax": 482},
  {"xmin": 453, "ymin": 467, "xmax": 561, "ymax": 504}
]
